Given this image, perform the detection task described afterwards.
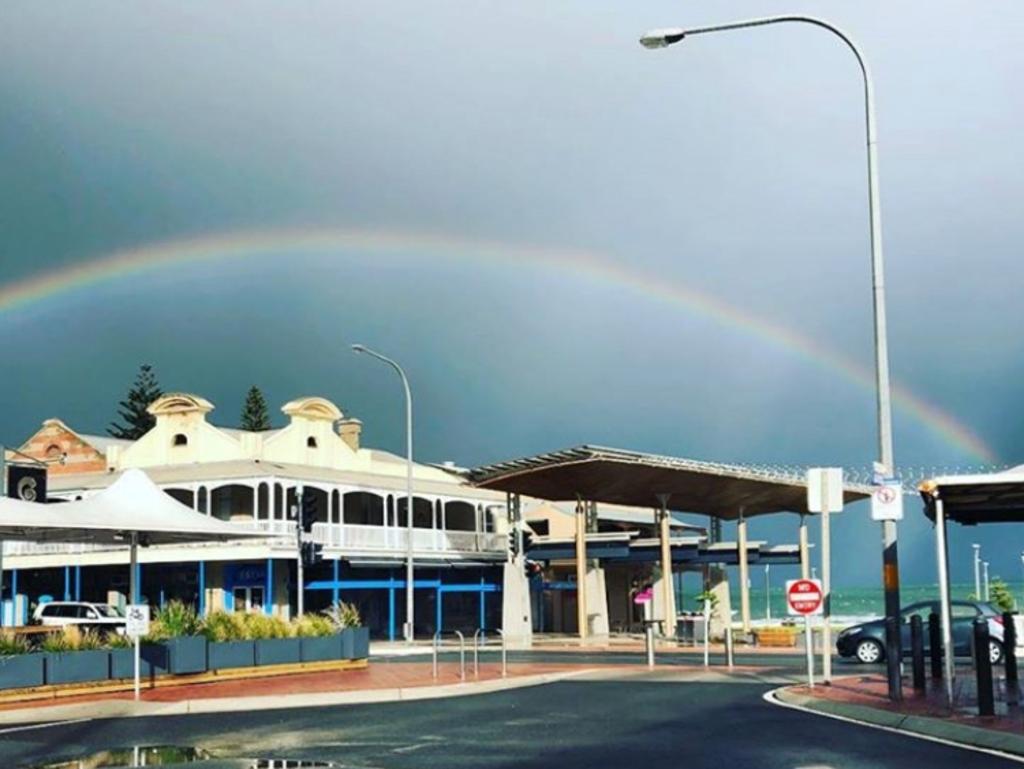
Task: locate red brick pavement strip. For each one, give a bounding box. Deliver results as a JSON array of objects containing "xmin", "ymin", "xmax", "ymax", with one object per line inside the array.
[
  {"xmin": 789, "ymin": 673, "xmax": 1024, "ymax": 735},
  {"xmin": 0, "ymin": 662, "xmax": 605, "ymax": 714}
]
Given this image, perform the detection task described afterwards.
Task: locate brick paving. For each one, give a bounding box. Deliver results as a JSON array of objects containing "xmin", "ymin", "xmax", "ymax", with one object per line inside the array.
[
  {"xmin": 0, "ymin": 661, "xmax": 592, "ymax": 714},
  {"xmin": 791, "ymin": 673, "xmax": 1024, "ymax": 734}
]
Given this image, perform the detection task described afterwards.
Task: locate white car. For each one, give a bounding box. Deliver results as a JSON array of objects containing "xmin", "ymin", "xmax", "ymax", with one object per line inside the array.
[{"xmin": 33, "ymin": 601, "xmax": 126, "ymax": 633}]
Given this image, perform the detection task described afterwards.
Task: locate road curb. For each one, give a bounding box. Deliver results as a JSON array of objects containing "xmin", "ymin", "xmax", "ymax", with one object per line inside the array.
[
  {"xmin": 771, "ymin": 685, "xmax": 1024, "ymax": 760},
  {"xmin": 0, "ymin": 668, "xmax": 599, "ymax": 727}
]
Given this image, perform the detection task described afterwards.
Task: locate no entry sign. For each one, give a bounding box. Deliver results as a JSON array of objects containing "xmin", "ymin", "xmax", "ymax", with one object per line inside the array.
[{"xmin": 786, "ymin": 579, "xmax": 824, "ymax": 616}]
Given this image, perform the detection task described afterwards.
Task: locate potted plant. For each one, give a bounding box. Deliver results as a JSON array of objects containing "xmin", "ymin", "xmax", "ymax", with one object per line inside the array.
[
  {"xmin": 247, "ymin": 614, "xmax": 300, "ymax": 666},
  {"xmin": 149, "ymin": 601, "xmax": 206, "ymax": 675},
  {"xmin": 0, "ymin": 633, "xmax": 45, "ymax": 690},
  {"xmin": 295, "ymin": 614, "xmax": 341, "ymax": 662},
  {"xmin": 43, "ymin": 628, "xmax": 111, "ymax": 685},
  {"xmin": 328, "ymin": 602, "xmax": 368, "ymax": 659},
  {"xmin": 203, "ymin": 611, "xmax": 255, "ymax": 670}
]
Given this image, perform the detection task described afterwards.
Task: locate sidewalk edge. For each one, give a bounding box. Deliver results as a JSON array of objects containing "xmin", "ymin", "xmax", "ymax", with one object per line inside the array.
[
  {"xmin": 0, "ymin": 669, "xmax": 599, "ymax": 727},
  {"xmin": 768, "ymin": 685, "xmax": 1024, "ymax": 762}
]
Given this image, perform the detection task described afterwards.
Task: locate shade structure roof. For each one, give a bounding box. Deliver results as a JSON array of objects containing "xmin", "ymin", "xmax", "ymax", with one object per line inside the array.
[
  {"xmin": 469, "ymin": 445, "xmax": 871, "ymax": 519},
  {"xmin": 0, "ymin": 469, "xmax": 270, "ymax": 545},
  {"xmin": 920, "ymin": 467, "xmax": 1024, "ymax": 525}
]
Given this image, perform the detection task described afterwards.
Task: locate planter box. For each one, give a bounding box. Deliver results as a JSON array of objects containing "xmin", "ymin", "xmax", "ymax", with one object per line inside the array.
[
  {"xmin": 255, "ymin": 637, "xmax": 301, "ymax": 666},
  {"xmin": 341, "ymin": 627, "xmax": 370, "ymax": 659},
  {"xmin": 163, "ymin": 636, "xmax": 207, "ymax": 674},
  {"xmin": 208, "ymin": 640, "xmax": 255, "ymax": 670},
  {"xmin": 0, "ymin": 654, "xmax": 45, "ymax": 690},
  {"xmin": 300, "ymin": 634, "xmax": 342, "ymax": 663},
  {"xmin": 109, "ymin": 646, "xmax": 163, "ymax": 679},
  {"xmin": 45, "ymin": 650, "xmax": 110, "ymax": 685}
]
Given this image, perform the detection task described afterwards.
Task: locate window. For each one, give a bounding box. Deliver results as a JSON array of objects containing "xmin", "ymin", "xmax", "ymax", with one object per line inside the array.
[
  {"xmin": 307, "ymin": 436, "xmax": 318, "ymax": 448},
  {"xmin": 45, "ymin": 444, "xmax": 62, "ymax": 460},
  {"xmin": 952, "ymin": 603, "xmax": 980, "ymax": 618},
  {"xmin": 173, "ymin": 434, "xmax": 188, "ymax": 447}
]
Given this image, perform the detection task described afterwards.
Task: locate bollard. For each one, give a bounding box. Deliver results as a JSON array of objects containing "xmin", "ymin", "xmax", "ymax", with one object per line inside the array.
[
  {"xmin": 910, "ymin": 614, "xmax": 925, "ymax": 692},
  {"xmin": 432, "ymin": 631, "xmax": 441, "ymax": 680},
  {"xmin": 496, "ymin": 629, "xmax": 507, "ymax": 678},
  {"xmin": 454, "ymin": 630, "xmax": 466, "ymax": 682},
  {"xmin": 974, "ymin": 618, "xmax": 995, "ymax": 717},
  {"xmin": 928, "ymin": 612, "xmax": 942, "ymax": 680},
  {"xmin": 725, "ymin": 625, "xmax": 734, "ymax": 670},
  {"xmin": 1003, "ymin": 612, "xmax": 1019, "ymax": 707}
]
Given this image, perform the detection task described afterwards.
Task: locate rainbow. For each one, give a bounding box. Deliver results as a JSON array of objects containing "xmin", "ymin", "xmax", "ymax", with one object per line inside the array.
[{"xmin": 0, "ymin": 227, "xmax": 997, "ymax": 464}]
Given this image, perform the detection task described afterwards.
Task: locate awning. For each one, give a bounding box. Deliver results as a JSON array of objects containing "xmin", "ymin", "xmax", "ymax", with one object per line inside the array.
[
  {"xmin": 0, "ymin": 469, "xmax": 269, "ymax": 545},
  {"xmin": 920, "ymin": 469, "xmax": 1024, "ymax": 525},
  {"xmin": 470, "ymin": 445, "xmax": 871, "ymax": 518}
]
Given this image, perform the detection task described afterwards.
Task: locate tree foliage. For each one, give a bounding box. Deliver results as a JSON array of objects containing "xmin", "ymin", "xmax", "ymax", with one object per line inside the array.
[
  {"xmin": 989, "ymin": 577, "xmax": 1016, "ymax": 613},
  {"xmin": 108, "ymin": 364, "xmax": 163, "ymax": 439},
  {"xmin": 240, "ymin": 385, "xmax": 271, "ymax": 431}
]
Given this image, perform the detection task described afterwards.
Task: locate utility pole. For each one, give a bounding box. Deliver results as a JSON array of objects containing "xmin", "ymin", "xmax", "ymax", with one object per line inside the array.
[{"xmin": 973, "ymin": 544, "xmax": 982, "ymax": 599}]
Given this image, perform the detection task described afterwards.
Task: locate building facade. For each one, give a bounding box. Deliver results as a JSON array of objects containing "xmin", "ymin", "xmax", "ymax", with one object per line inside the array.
[{"xmin": 2, "ymin": 393, "xmax": 509, "ymax": 638}]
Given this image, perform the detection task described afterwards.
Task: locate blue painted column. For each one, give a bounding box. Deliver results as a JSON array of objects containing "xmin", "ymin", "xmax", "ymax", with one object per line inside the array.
[
  {"xmin": 435, "ymin": 586, "xmax": 443, "ymax": 634},
  {"xmin": 75, "ymin": 566, "xmax": 81, "ymax": 601},
  {"xmin": 388, "ymin": 576, "xmax": 397, "ymax": 642},
  {"xmin": 133, "ymin": 563, "xmax": 142, "ymax": 604},
  {"xmin": 479, "ymin": 577, "xmax": 486, "ymax": 631},
  {"xmin": 332, "ymin": 559, "xmax": 340, "ymax": 606},
  {"xmin": 264, "ymin": 559, "xmax": 273, "ymax": 616},
  {"xmin": 64, "ymin": 566, "xmax": 71, "ymax": 601},
  {"xmin": 159, "ymin": 589, "xmax": 166, "ymax": 608},
  {"xmin": 11, "ymin": 569, "xmax": 17, "ymax": 624},
  {"xmin": 198, "ymin": 561, "xmax": 206, "ymax": 616}
]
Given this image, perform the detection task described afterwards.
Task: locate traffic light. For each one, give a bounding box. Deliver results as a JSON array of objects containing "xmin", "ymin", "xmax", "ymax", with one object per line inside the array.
[
  {"xmin": 301, "ymin": 541, "xmax": 323, "ymax": 566},
  {"xmin": 300, "ymin": 492, "xmax": 319, "ymax": 533},
  {"xmin": 508, "ymin": 530, "xmax": 518, "ymax": 558}
]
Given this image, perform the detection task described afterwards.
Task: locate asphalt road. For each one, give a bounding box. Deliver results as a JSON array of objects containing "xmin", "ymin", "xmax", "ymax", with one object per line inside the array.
[{"xmin": 2, "ymin": 675, "xmax": 1018, "ymax": 768}]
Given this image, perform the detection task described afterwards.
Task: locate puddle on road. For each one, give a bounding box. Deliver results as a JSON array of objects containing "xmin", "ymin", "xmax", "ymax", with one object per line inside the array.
[{"xmin": 25, "ymin": 745, "xmax": 337, "ymax": 769}]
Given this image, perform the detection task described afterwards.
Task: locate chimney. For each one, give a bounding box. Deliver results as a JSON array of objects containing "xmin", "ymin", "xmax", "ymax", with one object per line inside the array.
[{"xmin": 337, "ymin": 418, "xmax": 362, "ymax": 451}]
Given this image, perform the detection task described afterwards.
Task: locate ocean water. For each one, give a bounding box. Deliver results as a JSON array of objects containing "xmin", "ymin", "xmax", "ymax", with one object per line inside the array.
[{"xmin": 677, "ymin": 581, "xmax": 1023, "ymax": 625}]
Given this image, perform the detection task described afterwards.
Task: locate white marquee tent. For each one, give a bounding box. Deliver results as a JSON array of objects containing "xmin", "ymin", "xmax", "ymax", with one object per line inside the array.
[{"xmin": 0, "ymin": 469, "xmax": 270, "ymax": 609}]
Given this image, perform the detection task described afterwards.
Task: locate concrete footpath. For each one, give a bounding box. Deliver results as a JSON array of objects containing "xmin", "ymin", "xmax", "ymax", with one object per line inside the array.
[
  {"xmin": 772, "ymin": 677, "xmax": 1024, "ymax": 759},
  {"xmin": 0, "ymin": 663, "xmax": 607, "ymax": 727}
]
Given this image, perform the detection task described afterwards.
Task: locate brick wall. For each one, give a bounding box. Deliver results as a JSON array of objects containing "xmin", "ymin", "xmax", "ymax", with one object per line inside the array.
[{"xmin": 18, "ymin": 419, "xmax": 108, "ymax": 476}]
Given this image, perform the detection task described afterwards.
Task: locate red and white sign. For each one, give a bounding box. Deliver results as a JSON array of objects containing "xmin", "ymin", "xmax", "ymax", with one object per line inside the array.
[{"xmin": 786, "ymin": 579, "xmax": 824, "ymax": 616}]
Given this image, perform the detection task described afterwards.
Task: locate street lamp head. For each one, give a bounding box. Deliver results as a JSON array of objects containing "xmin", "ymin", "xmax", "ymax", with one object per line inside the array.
[
  {"xmin": 639, "ymin": 28, "xmax": 687, "ymax": 49},
  {"xmin": 351, "ymin": 344, "xmax": 367, "ymax": 354}
]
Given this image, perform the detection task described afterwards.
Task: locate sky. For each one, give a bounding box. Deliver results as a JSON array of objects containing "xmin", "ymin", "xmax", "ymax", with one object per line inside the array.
[{"xmin": 0, "ymin": 1, "xmax": 1022, "ymax": 589}]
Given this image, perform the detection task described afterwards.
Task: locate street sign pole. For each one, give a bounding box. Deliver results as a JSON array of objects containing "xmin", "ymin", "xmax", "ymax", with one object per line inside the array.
[
  {"xmin": 125, "ymin": 604, "xmax": 150, "ymax": 701},
  {"xmin": 807, "ymin": 469, "xmax": 841, "ymax": 686},
  {"xmin": 805, "ymin": 614, "xmax": 815, "ymax": 689},
  {"xmin": 787, "ymin": 578, "xmax": 823, "ymax": 690}
]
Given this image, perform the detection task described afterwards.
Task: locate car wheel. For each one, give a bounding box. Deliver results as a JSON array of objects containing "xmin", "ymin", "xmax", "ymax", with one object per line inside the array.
[
  {"xmin": 855, "ymin": 639, "xmax": 884, "ymax": 664},
  {"xmin": 989, "ymin": 640, "xmax": 1004, "ymax": 665}
]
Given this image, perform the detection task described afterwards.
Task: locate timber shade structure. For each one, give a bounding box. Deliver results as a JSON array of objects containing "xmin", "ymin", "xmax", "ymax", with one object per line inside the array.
[{"xmin": 469, "ymin": 445, "xmax": 871, "ymax": 516}]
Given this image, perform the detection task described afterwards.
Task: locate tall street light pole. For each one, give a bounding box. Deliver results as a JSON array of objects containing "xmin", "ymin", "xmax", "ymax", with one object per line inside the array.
[
  {"xmin": 352, "ymin": 344, "xmax": 415, "ymax": 643},
  {"xmin": 640, "ymin": 15, "xmax": 902, "ymax": 700}
]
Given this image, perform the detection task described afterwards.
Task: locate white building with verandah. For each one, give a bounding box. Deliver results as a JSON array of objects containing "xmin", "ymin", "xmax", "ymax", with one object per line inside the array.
[{"xmin": 2, "ymin": 393, "xmax": 509, "ymax": 639}]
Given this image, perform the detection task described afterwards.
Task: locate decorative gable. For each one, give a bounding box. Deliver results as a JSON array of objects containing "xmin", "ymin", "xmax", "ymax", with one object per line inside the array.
[{"xmin": 16, "ymin": 419, "xmax": 107, "ymax": 476}]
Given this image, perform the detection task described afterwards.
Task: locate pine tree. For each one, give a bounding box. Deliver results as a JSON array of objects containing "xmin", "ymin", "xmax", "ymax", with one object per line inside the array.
[
  {"xmin": 240, "ymin": 386, "xmax": 271, "ymax": 431},
  {"xmin": 108, "ymin": 364, "xmax": 163, "ymax": 439}
]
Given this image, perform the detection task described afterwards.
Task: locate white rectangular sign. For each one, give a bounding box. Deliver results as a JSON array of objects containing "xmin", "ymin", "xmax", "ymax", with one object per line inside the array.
[
  {"xmin": 125, "ymin": 604, "xmax": 150, "ymax": 638},
  {"xmin": 806, "ymin": 467, "xmax": 844, "ymax": 513},
  {"xmin": 870, "ymin": 482, "xmax": 904, "ymax": 521}
]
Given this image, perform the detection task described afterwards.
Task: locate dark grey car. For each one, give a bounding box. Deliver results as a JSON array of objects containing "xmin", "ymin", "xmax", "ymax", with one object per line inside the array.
[{"xmin": 835, "ymin": 600, "xmax": 1006, "ymax": 664}]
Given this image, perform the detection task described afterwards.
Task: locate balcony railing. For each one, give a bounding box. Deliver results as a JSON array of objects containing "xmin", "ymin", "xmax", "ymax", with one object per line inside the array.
[{"xmin": 311, "ymin": 523, "xmax": 504, "ymax": 555}]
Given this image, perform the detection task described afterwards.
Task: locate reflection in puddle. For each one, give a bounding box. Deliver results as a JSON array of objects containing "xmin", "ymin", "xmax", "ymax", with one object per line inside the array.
[{"xmin": 28, "ymin": 746, "xmax": 336, "ymax": 769}]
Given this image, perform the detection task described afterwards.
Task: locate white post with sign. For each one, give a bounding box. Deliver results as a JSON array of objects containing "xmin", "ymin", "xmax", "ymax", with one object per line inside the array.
[
  {"xmin": 125, "ymin": 604, "xmax": 150, "ymax": 701},
  {"xmin": 807, "ymin": 468, "xmax": 843, "ymax": 685},
  {"xmin": 787, "ymin": 578, "xmax": 824, "ymax": 689}
]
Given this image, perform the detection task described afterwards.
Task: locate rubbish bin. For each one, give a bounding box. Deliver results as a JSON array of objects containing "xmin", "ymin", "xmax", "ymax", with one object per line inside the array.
[{"xmin": 676, "ymin": 612, "xmax": 707, "ymax": 646}]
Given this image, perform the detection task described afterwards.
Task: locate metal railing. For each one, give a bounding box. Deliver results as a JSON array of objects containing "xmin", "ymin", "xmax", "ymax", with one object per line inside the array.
[
  {"xmin": 432, "ymin": 630, "xmax": 467, "ymax": 681},
  {"xmin": 312, "ymin": 523, "xmax": 504, "ymax": 554}
]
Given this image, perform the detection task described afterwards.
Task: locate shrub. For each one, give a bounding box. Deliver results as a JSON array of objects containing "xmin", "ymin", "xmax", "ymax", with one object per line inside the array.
[
  {"xmin": 990, "ymin": 578, "xmax": 1016, "ymax": 613},
  {"xmin": 75, "ymin": 629, "xmax": 106, "ymax": 651},
  {"xmin": 241, "ymin": 612, "xmax": 292, "ymax": 640},
  {"xmin": 148, "ymin": 601, "xmax": 200, "ymax": 640},
  {"xmin": 325, "ymin": 601, "xmax": 362, "ymax": 630},
  {"xmin": 105, "ymin": 633, "xmax": 134, "ymax": 650},
  {"xmin": 39, "ymin": 629, "xmax": 74, "ymax": 653},
  {"xmin": 293, "ymin": 614, "xmax": 334, "ymax": 638},
  {"xmin": 0, "ymin": 633, "xmax": 31, "ymax": 656},
  {"xmin": 201, "ymin": 611, "xmax": 247, "ymax": 643}
]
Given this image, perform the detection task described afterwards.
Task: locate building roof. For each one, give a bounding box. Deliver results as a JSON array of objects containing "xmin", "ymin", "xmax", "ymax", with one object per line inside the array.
[
  {"xmin": 78, "ymin": 434, "xmax": 134, "ymax": 453},
  {"xmin": 526, "ymin": 501, "xmax": 705, "ymax": 532},
  {"xmin": 470, "ymin": 445, "xmax": 871, "ymax": 518}
]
